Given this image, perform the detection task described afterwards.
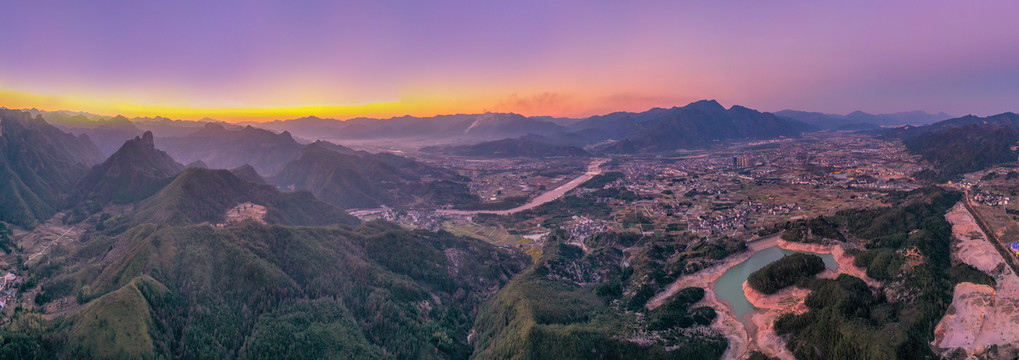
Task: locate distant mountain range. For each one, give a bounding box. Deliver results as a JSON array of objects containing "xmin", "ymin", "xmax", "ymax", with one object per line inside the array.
[
  {"xmin": 244, "ymin": 112, "xmax": 569, "ymax": 143},
  {"xmin": 775, "ymin": 109, "xmax": 951, "ymax": 130},
  {"xmin": 420, "ymin": 137, "xmax": 589, "ymax": 158},
  {"xmin": 156, "ymin": 123, "xmax": 304, "ymax": 176},
  {"xmin": 15, "ymin": 102, "xmax": 954, "ymax": 157},
  {"xmin": 241, "ymin": 100, "xmax": 810, "ymax": 153},
  {"xmin": 591, "ymin": 100, "xmax": 806, "ymax": 152}
]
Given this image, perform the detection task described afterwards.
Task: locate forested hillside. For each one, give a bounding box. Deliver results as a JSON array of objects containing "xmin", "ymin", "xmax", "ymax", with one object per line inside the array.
[
  {"xmin": 471, "ymin": 230, "xmax": 736, "ymax": 359},
  {"xmin": 773, "ymin": 187, "xmax": 993, "ymax": 359},
  {"xmin": 0, "ymin": 110, "xmax": 104, "ymax": 227},
  {"xmin": 5, "ymin": 221, "xmax": 529, "ymax": 359}
]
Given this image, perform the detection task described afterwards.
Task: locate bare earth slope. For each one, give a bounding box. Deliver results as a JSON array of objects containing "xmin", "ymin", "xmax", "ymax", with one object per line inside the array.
[{"xmin": 933, "ymin": 203, "xmax": 1019, "ymax": 359}]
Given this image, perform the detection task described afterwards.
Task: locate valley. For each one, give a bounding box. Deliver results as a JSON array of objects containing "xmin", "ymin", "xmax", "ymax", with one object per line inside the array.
[{"xmin": 2, "ymin": 103, "xmax": 1019, "ymax": 360}]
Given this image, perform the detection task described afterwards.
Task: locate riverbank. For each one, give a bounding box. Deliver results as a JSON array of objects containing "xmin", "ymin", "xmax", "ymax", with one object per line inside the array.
[
  {"xmin": 646, "ymin": 235, "xmax": 780, "ymax": 360},
  {"xmin": 743, "ymin": 282, "xmax": 811, "ymax": 360},
  {"xmin": 741, "ymin": 241, "xmax": 879, "ymax": 360},
  {"xmin": 776, "ymin": 239, "xmax": 881, "ymax": 288},
  {"xmin": 649, "ymin": 233, "xmax": 882, "ymax": 360}
]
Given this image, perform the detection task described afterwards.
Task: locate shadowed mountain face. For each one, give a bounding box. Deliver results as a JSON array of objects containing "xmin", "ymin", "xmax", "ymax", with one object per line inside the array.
[
  {"xmin": 0, "ymin": 110, "xmax": 105, "ymax": 227},
  {"xmin": 156, "ymin": 123, "xmax": 305, "ymax": 176},
  {"xmin": 134, "ymin": 167, "xmax": 359, "ymax": 226},
  {"xmin": 270, "ymin": 142, "xmax": 477, "ymax": 209},
  {"xmin": 69, "ymin": 131, "xmax": 185, "ymax": 207},
  {"xmin": 589, "ymin": 100, "xmax": 803, "ymax": 152},
  {"xmin": 229, "ymin": 164, "xmax": 266, "ymax": 184},
  {"xmin": 883, "ymin": 112, "xmax": 1019, "ymax": 181},
  {"xmin": 419, "ymin": 137, "xmax": 590, "ymax": 158}
]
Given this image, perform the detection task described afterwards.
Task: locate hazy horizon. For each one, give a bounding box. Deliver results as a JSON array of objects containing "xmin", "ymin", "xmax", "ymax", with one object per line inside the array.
[{"xmin": 7, "ymin": 100, "xmax": 966, "ymax": 125}]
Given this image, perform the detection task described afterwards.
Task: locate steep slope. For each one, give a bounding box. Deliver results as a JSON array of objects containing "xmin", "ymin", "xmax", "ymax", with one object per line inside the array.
[
  {"xmin": 69, "ymin": 131, "xmax": 185, "ymax": 206},
  {"xmin": 135, "ymin": 167, "xmax": 358, "ymax": 226},
  {"xmin": 904, "ymin": 124, "xmax": 1019, "ymax": 181},
  {"xmin": 229, "ymin": 164, "xmax": 266, "ymax": 184},
  {"xmin": 155, "ymin": 123, "xmax": 304, "ymax": 175},
  {"xmin": 271, "ymin": 142, "xmax": 477, "ymax": 209},
  {"xmin": 420, "ymin": 138, "xmax": 589, "ymax": 158},
  {"xmin": 0, "ymin": 110, "xmax": 104, "ymax": 227},
  {"xmin": 881, "ymin": 112, "xmax": 1019, "ymax": 181},
  {"xmin": 21, "ymin": 221, "xmax": 529, "ymax": 359}
]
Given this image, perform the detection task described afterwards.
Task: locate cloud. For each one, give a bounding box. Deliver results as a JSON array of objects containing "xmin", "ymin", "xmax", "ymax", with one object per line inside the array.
[{"xmin": 490, "ymin": 92, "xmax": 574, "ymax": 114}]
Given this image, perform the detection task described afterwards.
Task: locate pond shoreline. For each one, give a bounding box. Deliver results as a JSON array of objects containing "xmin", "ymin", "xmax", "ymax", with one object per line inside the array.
[{"xmin": 650, "ymin": 235, "xmax": 877, "ymax": 360}]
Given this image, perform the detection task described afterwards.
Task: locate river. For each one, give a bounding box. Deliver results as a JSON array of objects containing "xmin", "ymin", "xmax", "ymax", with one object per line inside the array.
[
  {"xmin": 713, "ymin": 245, "xmax": 838, "ymax": 321},
  {"xmin": 436, "ymin": 158, "xmax": 608, "ymax": 216}
]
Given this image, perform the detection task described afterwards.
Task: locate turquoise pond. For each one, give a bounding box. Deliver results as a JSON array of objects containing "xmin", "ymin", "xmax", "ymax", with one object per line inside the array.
[{"xmin": 713, "ymin": 246, "xmax": 837, "ymax": 321}]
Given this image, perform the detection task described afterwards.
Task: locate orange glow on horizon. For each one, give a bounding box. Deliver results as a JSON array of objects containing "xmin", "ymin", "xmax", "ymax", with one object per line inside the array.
[{"xmin": 0, "ymin": 88, "xmax": 695, "ymax": 123}]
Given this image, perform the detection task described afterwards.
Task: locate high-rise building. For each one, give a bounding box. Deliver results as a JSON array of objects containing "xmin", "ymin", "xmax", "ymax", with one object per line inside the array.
[{"xmin": 738, "ymin": 156, "xmax": 750, "ymax": 167}]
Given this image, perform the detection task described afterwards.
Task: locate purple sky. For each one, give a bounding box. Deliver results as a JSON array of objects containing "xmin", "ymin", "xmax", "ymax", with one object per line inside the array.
[{"xmin": 1, "ymin": 0, "xmax": 1017, "ymax": 120}]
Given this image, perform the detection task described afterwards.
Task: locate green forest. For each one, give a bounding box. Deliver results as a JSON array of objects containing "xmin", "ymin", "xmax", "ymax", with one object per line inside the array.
[
  {"xmin": 471, "ymin": 230, "xmax": 729, "ymax": 359},
  {"xmin": 0, "ymin": 220, "xmax": 530, "ymax": 359},
  {"xmin": 774, "ymin": 187, "xmax": 994, "ymax": 359},
  {"xmin": 747, "ymin": 253, "xmax": 825, "ymax": 294}
]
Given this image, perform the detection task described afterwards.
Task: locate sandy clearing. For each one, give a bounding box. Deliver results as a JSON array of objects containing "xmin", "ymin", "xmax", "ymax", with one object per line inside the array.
[
  {"xmin": 933, "ymin": 203, "xmax": 1019, "ymax": 359},
  {"xmin": 743, "ymin": 282, "xmax": 811, "ymax": 360}
]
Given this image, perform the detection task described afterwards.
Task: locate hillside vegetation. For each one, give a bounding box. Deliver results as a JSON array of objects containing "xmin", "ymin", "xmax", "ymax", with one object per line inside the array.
[
  {"xmin": 67, "ymin": 131, "xmax": 184, "ymax": 208},
  {"xmin": 471, "ymin": 230, "xmax": 732, "ymax": 359},
  {"xmin": 903, "ymin": 124, "xmax": 1019, "ymax": 182},
  {"xmin": 773, "ymin": 187, "xmax": 987, "ymax": 359},
  {"xmin": 0, "ymin": 110, "xmax": 104, "ymax": 227},
  {"xmin": 11, "ymin": 220, "xmax": 529, "ymax": 359},
  {"xmin": 134, "ymin": 167, "xmax": 358, "ymax": 226},
  {"xmin": 271, "ymin": 142, "xmax": 478, "ymax": 209},
  {"xmin": 747, "ymin": 253, "xmax": 826, "ymax": 294}
]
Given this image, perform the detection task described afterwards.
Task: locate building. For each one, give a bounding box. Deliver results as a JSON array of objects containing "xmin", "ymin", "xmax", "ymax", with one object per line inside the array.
[{"xmin": 732, "ymin": 155, "xmax": 751, "ymax": 168}]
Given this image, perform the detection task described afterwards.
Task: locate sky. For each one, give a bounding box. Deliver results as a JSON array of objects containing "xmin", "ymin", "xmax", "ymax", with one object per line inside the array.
[{"xmin": 1, "ymin": 0, "xmax": 1018, "ymax": 122}]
